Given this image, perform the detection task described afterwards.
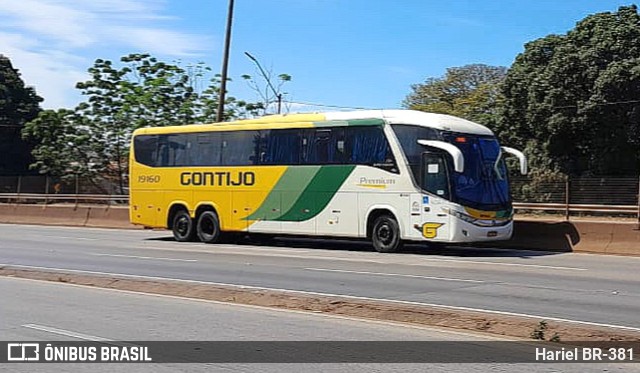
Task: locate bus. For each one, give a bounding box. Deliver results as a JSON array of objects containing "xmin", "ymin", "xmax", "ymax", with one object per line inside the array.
[{"xmin": 129, "ymin": 110, "xmax": 527, "ymax": 252}]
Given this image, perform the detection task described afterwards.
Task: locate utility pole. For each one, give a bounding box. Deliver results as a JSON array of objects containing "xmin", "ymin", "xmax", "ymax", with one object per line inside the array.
[
  {"xmin": 244, "ymin": 51, "xmax": 282, "ymax": 114},
  {"xmin": 216, "ymin": 0, "xmax": 235, "ymax": 123}
]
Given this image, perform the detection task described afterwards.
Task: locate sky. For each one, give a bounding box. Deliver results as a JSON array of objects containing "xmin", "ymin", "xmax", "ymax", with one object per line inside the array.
[{"xmin": 0, "ymin": 0, "xmax": 636, "ymax": 112}]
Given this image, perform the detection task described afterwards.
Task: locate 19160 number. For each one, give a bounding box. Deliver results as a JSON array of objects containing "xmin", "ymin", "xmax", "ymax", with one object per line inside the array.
[{"xmin": 138, "ymin": 175, "xmax": 160, "ymax": 183}]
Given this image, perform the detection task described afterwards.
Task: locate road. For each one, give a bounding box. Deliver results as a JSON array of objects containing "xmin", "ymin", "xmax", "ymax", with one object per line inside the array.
[
  {"xmin": 0, "ymin": 223, "xmax": 639, "ymax": 332},
  {"xmin": 1, "ymin": 276, "xmax": 635, "ymax": 372}
]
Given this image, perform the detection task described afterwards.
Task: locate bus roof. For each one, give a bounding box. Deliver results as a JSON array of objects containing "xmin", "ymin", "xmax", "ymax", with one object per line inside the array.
[{"xmin": 132, "ymin": 109, "xmax": 494, "ymax": 136}]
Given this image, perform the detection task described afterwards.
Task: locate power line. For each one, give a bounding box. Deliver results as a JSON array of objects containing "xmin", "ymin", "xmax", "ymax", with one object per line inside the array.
[{"xmin": 285, "ymin": 100, "xmax": 378, "ymax": 111}]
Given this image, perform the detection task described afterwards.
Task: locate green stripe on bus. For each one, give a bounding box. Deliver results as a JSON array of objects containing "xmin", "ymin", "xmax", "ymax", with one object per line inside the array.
[
  {"xmin": 275, "ymin": 165, "xmax": 355, "ymax": 222},
  {"xmin": 245, "ymin": 166, "xmax": 321, "ymax": 221}
]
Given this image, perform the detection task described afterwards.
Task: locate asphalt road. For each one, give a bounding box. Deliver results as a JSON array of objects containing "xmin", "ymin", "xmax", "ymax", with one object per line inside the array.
[
  {"xmin": 0, "ymin": 223, "xmax": 639, "ymax": 332},
  {"xmin": 1, "ymin": 277, "xmax": 635, "ymax": 372}
]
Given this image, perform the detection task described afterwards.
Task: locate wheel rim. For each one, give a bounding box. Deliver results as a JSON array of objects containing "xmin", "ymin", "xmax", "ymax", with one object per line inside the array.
[
  {"xmin": 201, "ymin": 216, "xmax": 215, "ymax": 236},
  {"xmin": 176, "ymin": 216, "xmax": 190, "ymax": 237},
  {"xmin": 377, "ymin": 222, "xmax": 394, "ymax": 247}
]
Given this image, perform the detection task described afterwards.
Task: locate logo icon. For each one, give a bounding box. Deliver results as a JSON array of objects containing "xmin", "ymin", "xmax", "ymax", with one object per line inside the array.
[
  {"xmin": 422, "ymin": 223, "xmax": 444, "ymax": 238},
  {"xmin": 7, "ymin": 343, "xmax": 40, "ymax": 361}
]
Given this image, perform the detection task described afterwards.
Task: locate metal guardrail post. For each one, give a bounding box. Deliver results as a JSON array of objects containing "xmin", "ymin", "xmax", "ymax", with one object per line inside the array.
[
  {"xmin": 44, "ymin": 175, "xmax": 49, "ymax": 207},
  {"xmin": 636, "ymin": 176, "xmax": 640, "ymax": 230},
  {"xmin": 75, "ymin": 174, "xmax": 79, "ymax": 209},
  {"xmin": 16, "ymin": 176, "xmax": 21, "ymax": 204},
  {"xmin": 565, "ymin": 176, "xmax": 570, "ymax": 221}
]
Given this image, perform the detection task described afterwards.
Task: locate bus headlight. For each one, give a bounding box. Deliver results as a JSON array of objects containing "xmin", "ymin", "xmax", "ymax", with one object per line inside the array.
[
  {"xmin": 441, "ymin": 207, "xmax": 509, "ymax": 227},
  {"xmin": 441, "ymin": 207, "xmax": 476, "ymax": 224}
]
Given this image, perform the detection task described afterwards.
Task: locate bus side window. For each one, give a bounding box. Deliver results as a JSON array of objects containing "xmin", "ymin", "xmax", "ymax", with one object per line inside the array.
[
  {"xmin": 261, "ymin": 129, "xmax": 301, "ymax": 165},
  {"xmin": 193, "ymin": 133, "xmax": 222, "ymax": 166},
  {"xmin": 344, "ymin": 126, "xmax": 397, "ymax": 172},
  {"xmin": 221, "ymin": 131, "xmax": 260, "ymax": 166},
  {"xmin": 422, "ymin": 152, "xmax": 450, "ymax": 200},
  {"xmin": 134, "ymin": 135, "xmax": 158, "ymax": 167},
  {"xmin": 302, "ymin": 129, "xmax": 328, "ymax": 164}
]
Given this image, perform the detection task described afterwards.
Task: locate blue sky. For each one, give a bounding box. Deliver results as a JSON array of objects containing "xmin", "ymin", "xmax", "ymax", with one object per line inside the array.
[{"xmin": 0, "ymin": 0, "xmax": 635, "ymax": 112}]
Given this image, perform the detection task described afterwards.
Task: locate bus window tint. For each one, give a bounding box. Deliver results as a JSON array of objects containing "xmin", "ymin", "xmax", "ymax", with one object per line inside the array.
[
  {"xmin": 299, "ymin": 126, "xmax": 396, "ymax": 169},
  {"xmin": 302, "ymin": 128, "xmax": 336, "ymax": 164},
  {"xmin": 347, "ymin": 126, "xmax": 390, "ymax": 165},
  {"xmin": 392, "ymin": 124, "xmax": 440, "ymax": 183},
  {"xmin": 193, "ymin": 133, "xmax": 222, "ymax": 166},
  {"xmin": 133, "ymin": 126, "xmax": 396, "ymax": 170},
  {"xmin": 134, "ymin": 135, "xmax": 158, "ymax": 167},
  {"xmin": 422, "ymin": 153, "xmax": 450, "ymax": 199},
  {"xmin": 157, "ymin": 134, "xmax": 188, "ymax": 167},
  {"xmin": 261, "ymin": 130, "xmax": 300, "ymax": 165},
  {"xmin": 221, "ymin": 131, "xmax": 260, "ymax": 166}
]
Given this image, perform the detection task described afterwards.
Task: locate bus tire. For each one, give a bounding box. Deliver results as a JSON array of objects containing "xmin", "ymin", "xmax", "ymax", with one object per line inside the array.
[
  {"xmin": 371, "ymin": 215, "xmax": 403, "ymax": 253},
  {"xmin": 172, "ymin": 210, "xmax": 195, "ymax": 242},
  {"xmin": 196, "ymin": 211, "xmax": 221, "ymax": 244}
]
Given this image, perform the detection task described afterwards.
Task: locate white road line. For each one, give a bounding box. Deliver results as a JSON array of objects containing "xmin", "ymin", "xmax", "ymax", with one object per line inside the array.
[
  {"xmin": 416, "ymin": 258, "xmax": 587, "ymax": 271},
  {"xmin": 304, "ymin": 268, "xmax": 485, "ymax": 283},
  {"xmin": 92, "ymin": 254, "xmax": 197, "ymax": 262},
  {"xmin": 7, "ymin": 277, "xmax": 506, "ymax": 341},
  {"xmin": 41, "ymin": 235, "xmax": 99, "ymax": 241},
  {"xmin": 22, "ymin": 324, "xmax": 113, "ymax": 342},
  {"xmin": 2, "ymin": 263, "xmax": 638, "ymax": 333},
  {"xmin": 133, "ymin": 247, "xmax": 585, "ymax": 271},
  {"xmin": 134, "ymin": 245, "xmax": 312, "ymax": 254}
]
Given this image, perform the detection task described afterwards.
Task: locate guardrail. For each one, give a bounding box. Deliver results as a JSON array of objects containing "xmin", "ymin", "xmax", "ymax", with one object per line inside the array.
[
  {"xmin": 512, "ymin": 202, "xmax": 638, "ymax": 214},
  {"xmin": 0, "ymin": 193, "xmax": 638, "ymax": 222},
  {"xmin": 0, "ymin": 193, "xmax": 129, "ymax": 204}
]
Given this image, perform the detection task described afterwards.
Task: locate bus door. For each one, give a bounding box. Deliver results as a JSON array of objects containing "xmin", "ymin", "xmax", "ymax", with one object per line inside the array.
[{"xmin": 419, "ymin": 152, "xmax": 451, "ymax": 241}]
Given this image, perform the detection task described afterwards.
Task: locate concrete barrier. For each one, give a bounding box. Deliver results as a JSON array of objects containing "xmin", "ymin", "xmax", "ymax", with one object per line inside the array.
[
  {"xmin": 0, "ymin": 203, "xmax": 638, "ymax": 255},
  {"xmin": 0, "ymin": 204, "xmax": 139, "ymax": 229},
  {"xmin": 491, "ymin": 219, "xmax": 640, "ymax": 256}
]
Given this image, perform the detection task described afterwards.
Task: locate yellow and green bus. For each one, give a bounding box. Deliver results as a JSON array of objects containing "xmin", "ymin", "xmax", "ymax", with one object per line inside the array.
[{"xmin": 129, "ymin": 110, "xmax": 526, "ymax": 252}]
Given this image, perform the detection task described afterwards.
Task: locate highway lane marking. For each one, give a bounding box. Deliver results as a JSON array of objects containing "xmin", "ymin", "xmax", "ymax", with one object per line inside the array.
[
  {"xmin": 6, "ymin": 277, "xmax": 506, "ymax": 341},
  {"xmin": 22, "ymin": 324, "xmax": 113, "ymax": 342},
  {"xmin": 133, "ymin": 246, "xmax": 586, "ymax": 271},
  {"xmin": 92, "ymin": 253, "xmax": 197, "ymax": 262},
  {"xmin": 37, "ymin": 235, "xmax": 99, "ymax": 241},
  {"xmin": 3, "ymin": 263, "xmax": 638, "ymax": 333},
  {"xmin": 304, "ymin": 268, "xmax": 485, "ymax": 283},
  {"xmin": 415, "ymin": 258, "xmax": 587, "ymax": 271},
  {"xmin": 133, "ymin": 243, "xmax": 311, "ymax": 254}
]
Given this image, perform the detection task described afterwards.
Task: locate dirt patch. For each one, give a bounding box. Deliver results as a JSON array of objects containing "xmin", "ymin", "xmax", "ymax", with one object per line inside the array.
[{"xmin": 1, "ymin": 267, "xmax": 638, "ymax": 342}]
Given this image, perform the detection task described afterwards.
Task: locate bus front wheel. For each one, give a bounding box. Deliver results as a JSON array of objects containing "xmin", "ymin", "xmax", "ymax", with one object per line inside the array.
[
  {"xmin": 196, "ymin": 211, "xmax": 221, "ymax": 244},
  {"xmin": 172, "ymin": 210, "xmax": 195, "ymax": 242},
  {"xmin": 371, "ymin": 215, "xmax": 403, "ymax": 253}
]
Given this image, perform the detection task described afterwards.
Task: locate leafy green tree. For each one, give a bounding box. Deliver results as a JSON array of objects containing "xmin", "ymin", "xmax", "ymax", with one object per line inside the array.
[
  {"xmin": 23, "ymin": 53, "xmax": 269, "ymax": 191},
  {"xmin": 0, "ymin": 55, "xmax": 42, "ymax": 174},
  {"xmin": 22, "ymin": 109, "xmax": 94, "ymax": 180},
  {"xmin": 501, "ymin": 5, "xmax": 640, "ymax": 176},
  {"xmin": 404, "ymin": 64, "xmax": 507, "ymax": 127}
]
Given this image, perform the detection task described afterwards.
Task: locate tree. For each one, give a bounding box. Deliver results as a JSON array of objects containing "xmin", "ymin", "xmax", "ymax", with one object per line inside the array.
[
  {"xmin": 501, "ymin": 5, "xmax": 640, "ymax": 176},
  {"xmin": 22, "ymin": 109, "xmax": 94, "ymax": 180},
  {"xmin": 404, "ymin": 64, "xmax": 507, "ymax": 127},
  {"xmin": 23, "ymin": 54, "xmax": 266, "ymax": 191},
  {"xmin": 241, "ymin": 56, "xmax": 292, "ymax": 115},
  {"xmin": 0, "ymin": 55, "xmax": 42, "ymax": 175}
]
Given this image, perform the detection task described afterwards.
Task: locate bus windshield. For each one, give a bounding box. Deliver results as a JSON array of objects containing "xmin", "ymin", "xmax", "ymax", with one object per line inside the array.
[{"xmin": 443, "ymin": 134, "xmax": 510, "ymax": 210}]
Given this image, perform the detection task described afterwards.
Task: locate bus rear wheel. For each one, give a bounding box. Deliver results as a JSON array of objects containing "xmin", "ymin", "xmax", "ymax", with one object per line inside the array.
[
  {"xmin": 172, "ymin": 210, "xmax": 195, "ymax": 242},
  {"xmin": 196, "ymin": 211, "xmax": 221, "ymax": 243},
  {"xmin": 371, "ymin": 215, "xmax": 403, "ymax": 253}
]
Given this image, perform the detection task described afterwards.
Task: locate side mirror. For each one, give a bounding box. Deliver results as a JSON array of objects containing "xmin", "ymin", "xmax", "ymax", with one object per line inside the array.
[
  {"xmin": 501, "ymin": 146, "xmax": 527, "ymax": 175},
  {"xmin": 417, "ymin": 140, "xmax": 464, "ymax": 173}
]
